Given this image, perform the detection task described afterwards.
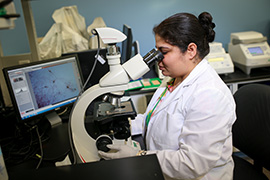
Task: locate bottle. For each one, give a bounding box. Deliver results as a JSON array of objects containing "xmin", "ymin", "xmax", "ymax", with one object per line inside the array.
[{"xmin": 0, "ymin": 146, "xmax": 8, "ymax": 180}]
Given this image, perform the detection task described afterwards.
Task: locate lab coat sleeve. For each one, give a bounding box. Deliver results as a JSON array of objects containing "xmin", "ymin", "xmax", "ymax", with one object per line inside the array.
[
  {"xmin": 131, "ymin": 113, "xmax": 145, "ymax": 135},
  {"xmin": 148, "ymin": 87, "xmax": 235, "ymax": 179}
]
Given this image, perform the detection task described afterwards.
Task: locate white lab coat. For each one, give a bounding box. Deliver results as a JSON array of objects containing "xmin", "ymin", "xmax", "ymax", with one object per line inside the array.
[{"xmin": 132, "ymin": 59, "xmax": 236, "ymax": 180}]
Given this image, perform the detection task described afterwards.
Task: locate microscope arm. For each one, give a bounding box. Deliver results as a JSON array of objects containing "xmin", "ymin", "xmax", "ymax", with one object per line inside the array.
[{"xmin": 71, "ymin": 83, "xmax": 129, "ymax": 162}]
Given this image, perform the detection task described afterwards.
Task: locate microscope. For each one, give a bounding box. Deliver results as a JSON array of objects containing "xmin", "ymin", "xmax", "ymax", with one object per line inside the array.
[{"xmin": 70, "ymin": 27, "xmax": 163, "ymax": 163}]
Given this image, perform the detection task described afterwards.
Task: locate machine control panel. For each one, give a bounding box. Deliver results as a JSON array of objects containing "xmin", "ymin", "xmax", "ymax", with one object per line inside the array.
[{"xmin": 205, "ymin": 42, "xmax": 234, "ymax": 74}]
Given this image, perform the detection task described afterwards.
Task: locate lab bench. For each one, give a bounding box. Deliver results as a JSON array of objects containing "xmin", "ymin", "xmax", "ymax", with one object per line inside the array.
[
  {"xmin": 2, "ymin": 118, "xmax": 164, "ymax": 180},
  {"xmin": 138, "ymin": 66, "xmax": 270, "ymax": 95},
  {"xmin": 220, "ymin": 66, "xmax": 270, "ymax": 94},
  {"xmin": 127, "ymin": 66, "xmax": 270, "ymax": 114},
  {"xmin": 8, "ymin": 152, "xmax": 164, "ymax": 180}
]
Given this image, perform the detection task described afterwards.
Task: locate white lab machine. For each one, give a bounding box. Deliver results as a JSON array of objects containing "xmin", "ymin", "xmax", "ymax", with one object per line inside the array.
[
  {"xmin": 228, "ymin": 31, "xmax": 270, "ymax": 74},
  {"xmin": 205, "ymin": 42, "xmax": 234, "ymax": 74},
  {"xmin": 70, "ymin": 27, "xmax": 163, "ymax": 163}
]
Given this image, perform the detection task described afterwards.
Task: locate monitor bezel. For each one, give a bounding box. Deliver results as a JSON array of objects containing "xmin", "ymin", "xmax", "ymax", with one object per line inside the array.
[
  {"xmin": 2, "ymin": 55, "xmax": 84, "ymax": 123},
  {"xmin": 121, "ymin": 24, "xmax": 133, "ymax": 64}
]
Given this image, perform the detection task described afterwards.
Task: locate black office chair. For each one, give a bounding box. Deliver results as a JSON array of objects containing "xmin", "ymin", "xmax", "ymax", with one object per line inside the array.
[{"xmin": 232, "ymin": 84, "xmax": 270, "ymax": 180}]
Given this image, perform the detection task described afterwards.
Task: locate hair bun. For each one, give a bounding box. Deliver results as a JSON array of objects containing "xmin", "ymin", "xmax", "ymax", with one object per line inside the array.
[{"xmin": 198, "ymin": 12, "xmax": 215, "ymax": 42}]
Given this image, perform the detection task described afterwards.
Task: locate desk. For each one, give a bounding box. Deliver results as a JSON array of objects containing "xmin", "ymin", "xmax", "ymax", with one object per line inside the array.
[
  {"xmin": 138, "ymin": 66, "xmax": 270, "ymax": 95},
  {"xmin": 2, "ymin": 119, "xmax": 71, "ymax": 172},
  {"xmin": 9, "ymin": 154, "xmax": 164, "ymax": 180},
  {"xmin": 2, "ymin": 116, "xmax": 163, "ymax": 180},
  {"xmin": 220, "ymin": 67, "xmax": 270, "ymax": 94},
  {"xmin": 127, "ymin": 67, "xmax": 270, "ymax": 113}
]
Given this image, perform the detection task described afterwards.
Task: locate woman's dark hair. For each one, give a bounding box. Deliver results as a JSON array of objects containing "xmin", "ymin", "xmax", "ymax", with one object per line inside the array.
[{"xmin": 153, "ymin": 12, "xmax": 216, "ymax": 59}]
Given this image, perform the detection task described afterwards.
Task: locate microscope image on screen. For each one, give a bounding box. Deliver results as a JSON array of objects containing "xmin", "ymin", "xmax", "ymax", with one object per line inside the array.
[
  {"xmin": 3, "ymin": 55, "xmax": 83, "ymax": 121},
  {"xmin": 28, "ymin": 63, "xmax": 80, "ymax": 108}
]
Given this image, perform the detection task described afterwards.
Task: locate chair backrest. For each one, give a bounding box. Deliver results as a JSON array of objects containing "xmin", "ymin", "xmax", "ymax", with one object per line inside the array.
[{"xmin": 233, "ymin": 84, "xmax": 270, "ymax": 171}]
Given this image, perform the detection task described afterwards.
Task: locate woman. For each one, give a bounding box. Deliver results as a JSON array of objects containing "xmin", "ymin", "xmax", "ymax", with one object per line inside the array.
[{"xmin": 99, "ymin": 12, "xmax": 236, "ymax": 180}]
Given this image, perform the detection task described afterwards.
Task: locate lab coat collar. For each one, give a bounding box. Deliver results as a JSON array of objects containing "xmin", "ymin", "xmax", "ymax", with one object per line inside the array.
[{"xmin": 153, "ymin": 59, "xmax": 209, "ymax": 114}]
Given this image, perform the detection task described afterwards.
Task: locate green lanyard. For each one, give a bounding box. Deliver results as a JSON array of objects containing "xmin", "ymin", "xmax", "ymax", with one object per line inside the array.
[{"xmin": 145, "ymin": 87, "xmax": 168, "ymax": 127}]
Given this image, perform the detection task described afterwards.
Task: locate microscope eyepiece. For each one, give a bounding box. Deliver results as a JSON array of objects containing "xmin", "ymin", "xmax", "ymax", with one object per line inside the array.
[{"xmin": 143, "ymin": 49, "xmax": 164, "ymax": 67}]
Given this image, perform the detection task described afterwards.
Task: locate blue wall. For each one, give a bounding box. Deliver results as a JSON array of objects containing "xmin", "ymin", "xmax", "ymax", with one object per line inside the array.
[{"xmin": 1, "ymin": 0, "xmax": 270, "ymax": 56}]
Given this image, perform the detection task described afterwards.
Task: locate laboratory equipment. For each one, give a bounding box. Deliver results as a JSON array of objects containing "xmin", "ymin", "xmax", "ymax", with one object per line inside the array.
[
  {"xmin": 70, "ymin": 27, "xmax": 163, "ymax": 163},
  {"xmin": 3, "ymin": 55, "xmax": 83, "ymax": 125},
  {"xmin": 205, "ymin": 42, "xmax": 234, "ymax": 74},
  {"xmin": 228, "ymin": 31, "xmax": 270, "ymax": 74}
]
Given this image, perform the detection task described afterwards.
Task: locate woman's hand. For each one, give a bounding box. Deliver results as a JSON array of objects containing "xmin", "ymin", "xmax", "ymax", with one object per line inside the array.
[{"xmin": 98, "ymin": 144, "xmax": 139, "ymax": 160}]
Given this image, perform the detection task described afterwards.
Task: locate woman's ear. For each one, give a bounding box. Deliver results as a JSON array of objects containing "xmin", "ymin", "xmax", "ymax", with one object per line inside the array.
[{"xmin": 186, "ymin": 43, "xmax": 197, "ymax": 60}]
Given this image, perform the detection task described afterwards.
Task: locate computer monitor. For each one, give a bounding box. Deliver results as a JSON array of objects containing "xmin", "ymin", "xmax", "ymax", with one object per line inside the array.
[
  {"xmin": 121, "ymin": 24, "xmax": 133, "ymax": 64},
  {"xmin": 0, "ymin": 85, "xmax": 5, "ymax": 112},
  {"xmin": 63, "ymin": 48, "xmax": 109, "ymax": 90},
  {"xmin": 2, "ymin": 55, "xmax": 83, "ymax": 123}
]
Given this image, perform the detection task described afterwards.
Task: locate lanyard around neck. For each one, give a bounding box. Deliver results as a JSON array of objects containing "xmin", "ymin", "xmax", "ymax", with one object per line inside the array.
[{"xmin": 145, "ymin": 87, "xmax": 168, "ymax": 127}]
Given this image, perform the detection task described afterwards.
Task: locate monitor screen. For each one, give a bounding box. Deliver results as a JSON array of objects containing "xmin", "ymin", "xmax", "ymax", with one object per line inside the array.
[
  {"xmin": 121, "ymin": 24, "xmax": 133, "ymax": 64},
  {"xmin": 248, "ymin": 46, "xmax": 264, "ymax": 56},
  {"xmin": 3, "ymin": 55, "xmax": 83, "ymax": 122}
]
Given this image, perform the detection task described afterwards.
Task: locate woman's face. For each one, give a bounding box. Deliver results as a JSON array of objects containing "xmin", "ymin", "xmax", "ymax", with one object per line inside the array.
[{"xmin": 155, "ymin": 35, "xmax": 197, "ymax": 81}]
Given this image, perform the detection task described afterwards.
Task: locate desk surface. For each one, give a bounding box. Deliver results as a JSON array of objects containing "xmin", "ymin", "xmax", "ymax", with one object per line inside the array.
[
  {"xmin": 9, "ymin": 154, "xmax": 164, "ymax": 180},
  {"xmin": 2, "ymin": 119, "xmax": 71, "ymax": 172},
  {"xmin": 139, "ymin": 66, "xmax": 270, "ymax": 87},
  {"xmin": 220, "ymin": 67, "xmax": 270, "ymax": 84},
  {"xmin": 3, "ymin": 119, "xmax": 164, "ymax": 180},
  {"xmin": 128, "ymin": 67, "xmax": 270, "ymax": 96}
]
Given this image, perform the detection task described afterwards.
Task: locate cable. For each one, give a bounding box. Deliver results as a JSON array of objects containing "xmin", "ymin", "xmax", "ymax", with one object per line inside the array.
[
  {"xmin": 57, "ymin": 107, "xmax": 68, "ymax": 116},
  {"xmin": 67, "ymin": 29, "xmax": 102, "ymax": 164},
  {"xmin": 82, "ymin": 29, "xmax": 101, "ymax": 92},
  {"xmin": 2, "ymin": 123, "xmax": 45, "ymax": 168},
  {"xmin": 35, "ymin": 125, "xmax": 43, "ymax": 169}
]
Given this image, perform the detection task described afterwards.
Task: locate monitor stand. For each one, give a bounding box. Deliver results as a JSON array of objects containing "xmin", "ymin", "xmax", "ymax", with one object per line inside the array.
[{"xmin": 46, "ymin": 111, "xmax": 62, "ymax": 127}]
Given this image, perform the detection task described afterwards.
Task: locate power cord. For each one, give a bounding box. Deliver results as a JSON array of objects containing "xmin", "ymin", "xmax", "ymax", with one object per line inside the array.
[
  {"xmin": 1, "ymin": 122, "xmax": 48, "ymax": 169},
  {"xmin": 35, "ymin": 125, "xmax": 43, "ymax": 169}
]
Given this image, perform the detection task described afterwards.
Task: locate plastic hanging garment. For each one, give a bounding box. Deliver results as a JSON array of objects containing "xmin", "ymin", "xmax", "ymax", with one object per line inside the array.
[{"xmin": 39, "ymin": 5, "xmax": 89, "ymax": 60}]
